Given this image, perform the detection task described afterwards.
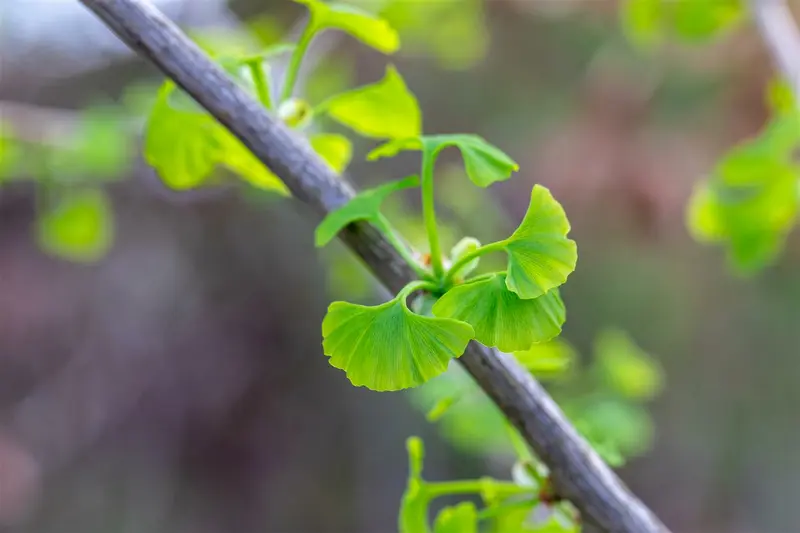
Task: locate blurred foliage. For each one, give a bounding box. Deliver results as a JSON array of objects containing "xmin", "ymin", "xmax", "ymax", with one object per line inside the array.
[
  {"xmin": 621, "ymin": 0, "xmax": 744, "ymax": 48},
  {"xmin": 408, "ymin": 329, "xmax": 664, "ymax": 469}
]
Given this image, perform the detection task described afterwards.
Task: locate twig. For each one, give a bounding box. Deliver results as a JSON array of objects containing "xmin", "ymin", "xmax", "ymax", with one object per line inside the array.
[
  {"xmin": 70, "ymin": 1, "xmax": 669, "ymax": 531},
  {"xmin": 750, "ymin": 0, "xmax": 800, "ymax": 100}
]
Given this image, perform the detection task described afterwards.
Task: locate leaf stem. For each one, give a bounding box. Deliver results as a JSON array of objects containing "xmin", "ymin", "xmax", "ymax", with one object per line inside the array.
[
  {"xmin": 246, "ymin": 59, "xmax": 272, "ymax": 109},
  {"xmin": 444, "ymin": 240, "xmax": 507, "ymax": 285},
  {"xmin": 398, "ymin": 279, "xmax": 439, "ymax": 303},
  {"xmin": 421, "ymin": 149, "xmax": 445, "ymax": 280},
  {"xmin": 281, "ymin": 23, "xmax": 316, "ymax": 103},
  {"xmin": 375, "ymin": 215, "xmax": 432, "ymax": 280},
  {"xmin": 424, "ymin": 479, "xmax": 528, "ymax": 499}
]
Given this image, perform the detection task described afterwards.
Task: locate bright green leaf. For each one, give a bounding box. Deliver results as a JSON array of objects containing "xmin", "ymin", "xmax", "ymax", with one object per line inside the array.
[
  {"xmin": 37, "ymin": 188, "xmax": 113, "ymax": 262},
  {"xmin": 766, "ymin": 78, "xmax": 797, "ymax": 115},
  {"xmin": 310, "ymin": 133, "xmax": 353, "ymax": 173},
  {"xmin": 621, "ymin": 0, "xmax": 664, "ymax": 48},
  {"xmin": 315, "ymin": 175, "xmax": 419, "ymax": 247},
  {"xmin": 368, "ymin": 134, "xmax": 519, "ymax": 188},
  {"xmin": 322, "ymin": 295, "xmax": 475, "ymax": 391},
  {"xmin": 513, "ymin": 339, "xmax": 575, "ymax": 379},
  {"xmin": 145, "ymin": 82, "xmax": 287, "ymax": 193},
  {"xmin": 504, "ymin": 185, "xmax": 578, "ymax": 299},
  {"xmin": 670, "ymin": 0, "xmax": 744, "ymax": 41},
  {"xmin": 433, "ymin": 502, "xmax": 478, "ymax": 533},
  {"xmin": 594, "ymin": 328, "xmax": 663, "ymax": 401},
  {"xmin": 321, "ymin": 65, "xmax": 421, "ymax": 139},
  {"xmin": 297, "ymin": 0, "xmax": 400, "ymax": 53},
  {"xmin": 433, "ymin": 273, "xmax": 565, "ymax": 352}
]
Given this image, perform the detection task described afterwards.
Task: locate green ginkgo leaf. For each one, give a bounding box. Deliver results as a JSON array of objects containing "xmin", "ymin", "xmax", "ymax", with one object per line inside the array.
[
  {"xmin": 315, "ymin": 175, "xmax": 419, "ymax": 247},
  {"xmin": 310, "ymin": 132, "xmax": 353, "ymax": 173},
  {"xmin": 368, "ymin": 134, "xmax": 519, "ymax": 188},
  {"xmin": 322, "ymin": 294, "xmax": 475, "ymax": 391},
  {"xmin": 296, "ymin": 0, "xmax": 400, "ymax": 53},
  {"xmin": 594, "ymin": 328, "xmax": 663, "ymax": 401},
  {"xmin": 670, "ymin": 0, "xmax": 743, "ymax": 41},
  {"xmin": 145, "ymin": 82, "xmax": 287, "ymax": 193},
  {"xmin": 432, "ymin": 273, "xmax": 565, "ymax": 352},
  {"xmin": 503, "ymin": 185, "xmax": 577, "ymax": 299},
  {"xmin": 513, "ymin": 339, "xmax": 575, "ymax": 379},
  {"xmin": 321, "ymin": 65, "xmax": 421, "ymax": 139},
  {"xmin": 37, "ymin": 188, "xmax": 113, "ymax": 262},
  {"xmin": 433, "ymin": 502, "xmax": 478, "ymax": 533}
]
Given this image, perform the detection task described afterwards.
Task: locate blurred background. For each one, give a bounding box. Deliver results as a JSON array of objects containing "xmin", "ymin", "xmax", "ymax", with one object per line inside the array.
[{"xmin": 1, "ymin": 1, "xmax": 799, "ymax": 532}]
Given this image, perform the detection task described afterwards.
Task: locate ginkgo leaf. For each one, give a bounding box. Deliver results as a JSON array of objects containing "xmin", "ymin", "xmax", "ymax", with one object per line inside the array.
[
  {"xmin": 368, "ymin": 134, "xmax": 518, "ymax": 187},
  {"xmin": 36, "ymin": 188, "xmax": 113, "ymax": 262},
  {"xmin": 513, "ymin": 339, "xmax": 575, "ymax": 379},
  {"xmin": 321, "ymin": 65, "xmax": 421, "ymax": 139},
  {"xmin": 432, "ymin": 273, "xmax": 565, "ymax": 352},
  {"xmin": 503, "ymin": 185, "xmax": 577, "ymax": 299},
  {"xmin": 594, "ymin": 328, "xmax": 663, "ymax": 401},
  {"xmin": 399, "ymin": 437, "xmax": 429, "ymax": 533},
  {"xmin": 315, "ymin": 175, "xmax": 419, "ymax": 247},
  {"xmin": 670, "ymin": 0, "xmax": 743, "ymax": 41},
  {"xmin": 145, "ymin": 82, "xmax": 287, "ymax": 193},
  {"xmin": 310, "ymin": 133, "xmax": 353, "ymax": 173},
  {"xmin": 322, "ymin": 295, "xmax": 475, "ymax": 391},
  {"xmin": 433, "ymin": 502, "xmax": 478, "ymax": 533},
  {"xmin": 145, "ymin": 83, "xmax": 222, "ymax": 190},
  {"xmin": 297, "ymin": 0, "xmax": 400, "ymax": 53}
]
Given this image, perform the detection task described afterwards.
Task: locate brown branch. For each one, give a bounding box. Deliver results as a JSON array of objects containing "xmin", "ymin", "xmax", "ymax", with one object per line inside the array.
[
  {"xmin": 65, "ymin": 1, "xmax": 669, "ymax": 531},
  {"xmin": 751, "ymin": 0, "xmax": 800, "ymax": 99}
]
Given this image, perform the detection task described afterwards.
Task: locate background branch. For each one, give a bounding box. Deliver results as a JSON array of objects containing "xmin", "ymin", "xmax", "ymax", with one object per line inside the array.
[
  {"xmin": 67, "ymin": 1, "xmax": 669, "ymax": 532},
  {"xmin": 750, "ymin": 0, "xmax": 800, "ymax": 99}
]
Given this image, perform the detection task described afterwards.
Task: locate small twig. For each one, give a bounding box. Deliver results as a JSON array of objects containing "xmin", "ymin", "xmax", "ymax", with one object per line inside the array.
[
  {"xmin": 750, "ymin": 0, "xmax": 800, "ymax": 100},
  {"xmin": 65, "ymin": 2, "xmax": 670, "ymax": 532}
]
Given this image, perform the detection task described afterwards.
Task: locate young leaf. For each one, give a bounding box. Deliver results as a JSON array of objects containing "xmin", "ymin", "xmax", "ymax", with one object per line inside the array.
[
  {"xmin": 368, "ymin": 134, "xmax": 519, "ymax": 188},
  {"xmin": 145, "ymin": 82, "xmax": 287, "ymax": 193},
  {"xmin": 321, "ymin": 65, "xmax": 421, "ymax": 139},
  {"xmin": 315, "ymin": 175, "xmax": 419, "ymax": 247},
  {"xmin": 296, "ymin": 0, "xmax": 400, "ymax": 53},
  {"xmin": 322, "ymin": 295, "xmax": 475, "ymax": 391},
  {"xmin": 513, "ymin": 339, "xmax": 575, "ymax": 379},
  {"xmin": 594, "ymin": 328, "xmax": 664, "ymax": 401},
  {"xmin": 433, "ymin": 502, "xmax": 478, "ymax": 533},
  {"xmin": 432, "ymin": 273, "xmax": 565, "ymax": 352},
  {"xmin": 504, "ymin": 185, "xmax": 578, "ymax": 299},
  {"xmin": 448, "ymin": 237, "xmax": 481, "ymax": 279},
  {"xmin": 310, "ymin": 132, "xmax": 353, "ymax": 173},
  {"xmin": 37, "ymin": 188, "xmax": 113, "ymax": 262}
]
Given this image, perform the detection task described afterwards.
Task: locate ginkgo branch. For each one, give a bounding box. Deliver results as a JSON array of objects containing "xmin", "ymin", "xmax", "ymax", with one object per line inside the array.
[
  {"xmin": 75, "ymin": 1, "xmax": 671, "ymax": 532},
  {"xmin": 751, "ymin": 0, "xmax": 800, "ymax": 100}
]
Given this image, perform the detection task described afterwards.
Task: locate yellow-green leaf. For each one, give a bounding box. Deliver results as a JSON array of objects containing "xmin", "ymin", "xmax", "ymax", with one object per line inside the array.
[
  {"xmin": 513, "ymin": 339, "xmax": 576, "ymax": 379},
  {"xmin": 433, "ymin": 502, "xmax": 477, "ymax": 533},
  {"xmin": 322, "ymin": 65, "xmax": 420, "ymax": 139},
  {"xmin": 37, "ymin": 188, "xmax": 113, "ymax": 262},
  {"xmin": 322, "ymin": 295, "xmax": 474, "ymax": 391},
  {"xmin": 432, "ymin": 273, "xmax": 565, "ymax": 352},
  {"xmin": 369, "ymin": 134, "xmax": 519, "ymax": 188},
  {"xmin": 297, "ymin": 0, "xmax": 400, "ymax": 53},
  {"xmin": 504, "ymin": 185, "xmax": 578, "ymax": 299},
  {"xmin": 315, "ymin": 175, "xmax": 418, "ymax": 247},
  {"xmin": 310, "ymin": 132, "xmax": 353, "ymax": 173}
]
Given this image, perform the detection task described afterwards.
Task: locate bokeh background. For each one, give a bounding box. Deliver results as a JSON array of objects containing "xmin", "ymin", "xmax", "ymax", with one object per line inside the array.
[{"xmin": 1, "ymin": 1, "xmax": 798, "ymax": 532}]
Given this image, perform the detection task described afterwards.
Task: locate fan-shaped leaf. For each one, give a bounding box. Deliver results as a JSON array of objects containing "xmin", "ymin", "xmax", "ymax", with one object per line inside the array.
[
  {"xmin": 315, "ymin": 175, "xmax": 419, "ymax": 247},
  {"xmin": 297, "ymin": 0, "xmax": 399, "ymax": 53},
  {"xmin": 310, "ymin": 133, "xmax": 352, "ymax": 173},
  {"xmin": 145, "ymin": 82, "xmax": 286, "ymax": 193},
  {"xmin": 433, "ymin": 273, "xmax": 565, "ymax": 352},
  {"xmin": 321, "ymin": 65, "xmax": 420, "ymax": 139},
  {"xmin": 504, "ymin": 185, "xmax": 577, "ymax": 299},
  {"xmin": 322, "ymin": 296, "xmax": 474, "ymax": 391},
  {"xmin": 368, "ymin": 134, "xmax": 518, "ymax": 187},
  {"xmin": 37, "ymin": 188, "xmax": 113, "ymax": 262}
]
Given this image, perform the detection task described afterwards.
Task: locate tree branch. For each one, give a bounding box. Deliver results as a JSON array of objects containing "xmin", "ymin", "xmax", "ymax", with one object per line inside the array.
[
  {"xmin": 750, "ymin": 0, "xmax": 800, "ymax": 99},
  {"xmin": 72, "ymin": 1, "xmax": 669, "ymax": 531}
]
